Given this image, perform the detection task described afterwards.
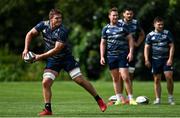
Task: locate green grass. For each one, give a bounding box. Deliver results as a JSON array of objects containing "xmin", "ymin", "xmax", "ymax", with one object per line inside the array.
[{"xmin": 0, "ymin": 81, "xmax": 180, "ymax": 117}]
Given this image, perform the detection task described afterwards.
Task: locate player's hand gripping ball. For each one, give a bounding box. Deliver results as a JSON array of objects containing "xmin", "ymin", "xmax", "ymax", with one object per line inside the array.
[{"xmin": 24, "ymin": 51, "xmax": 35, "ymax": 63}]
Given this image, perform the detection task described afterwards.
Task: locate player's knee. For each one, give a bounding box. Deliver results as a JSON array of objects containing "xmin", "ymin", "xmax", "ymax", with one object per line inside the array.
[
  {"xmin": 112, "ymin": 77, "xmax": 119, "ymax": 83},
  {"xmin": 165, "ymin": 73, "xmax": 173, "ymax": 80},
  {"xmin": 42, "ymin": 79, "xmax": 51, "ymax": 88},
  {"xmin": 42, "ymin": 72, "xmax": 55, "ymax": 88},
  {"xmin": 74, "ymin": 75, "xmax": 84, "ymax": 85}
]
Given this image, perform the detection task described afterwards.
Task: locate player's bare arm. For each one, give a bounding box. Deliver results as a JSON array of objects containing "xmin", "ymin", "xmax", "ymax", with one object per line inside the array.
[
  {"xmin": 127, "ymin": 34, "xmax": 134, "ymax": 62},
  {"xmin": 35, "ymin": 41, "xmax": 65, "ymax": 61},
  {"xmin": 100, "ymin": 38, "xmax": 106, "ymax": 65},
  {"xmin": 135, "ymin": 29, "xmax": 145, "ymax": 47},
  {"xmin": 144, "ymin": 44, "xmax": 151, "ymax": 68},
  {"xmin": 167, "ymin": 43, "xmax": 175, "ymax": 66},
  {"xmin": 22, "ymin": 28, "xmax": 39, "ymax": 59}
]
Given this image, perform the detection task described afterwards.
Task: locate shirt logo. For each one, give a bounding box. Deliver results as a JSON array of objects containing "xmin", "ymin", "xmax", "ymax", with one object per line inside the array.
[{"xmin": 43, "ymin": 29, "xmax": 46, "ymax": 33}]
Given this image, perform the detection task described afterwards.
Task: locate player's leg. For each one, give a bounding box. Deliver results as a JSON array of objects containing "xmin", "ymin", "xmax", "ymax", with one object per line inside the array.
[
  {"xmin": 128, "ymin": 57, "xmax": 136, "ymax": 85},
  {"xmin": 164, "ymin": 71, "xmax": 175, "ymax": 105},
  {"xmin": 125, "ymin": 67, "xmax": 135, "ymax": 95},
  {"xmin": 153, "ymin": 74, "xmax": 162, "ymax": 104},
  {"xmin": 119, "ymin": 68, "xmax": 136, "ymax": 105},
  {"xmin": 164, "ymin": 65, "xmax": 175, "ymax": 105},
  {"xmin": 69, "ymin": 68, "xmax": 107, "ymax": 112},
  {"xmin": 39, "ymin": 69, "xmax": 58, "ymax": 116},
  {"xmin": 151, "ymin": 59, "xmax": 162, "ymax": 105},
  {"xmin": 110, "ymin": 69, "xmax": 125, "ymax": 105},
  {"xmin": 129, "ymin": 67, "xmax": 135, "ymax": 86}
]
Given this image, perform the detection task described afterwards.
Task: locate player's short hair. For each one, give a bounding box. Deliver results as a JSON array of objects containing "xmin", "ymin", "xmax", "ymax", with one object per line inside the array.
[
  {"xmin": 49, "ymin": 9, "xmax": 62, "ymax": 19},
  {"xmin": 153, "ymin": 16, "xmax": 164, "ymax": 23},
  {"xmin": 123, "ymin": 7, "xmax": 134, "ymax": 13},
  {"xmin": 109, "ymin": 7, "xmax": 118, "ymax": 15}
]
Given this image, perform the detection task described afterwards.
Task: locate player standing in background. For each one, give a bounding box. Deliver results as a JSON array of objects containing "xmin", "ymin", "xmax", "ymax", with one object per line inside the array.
[
  {"xmin": 100, "ymin": 7, "xmax": 137, "ymax": 105},
  {"xmin": 118, "ymin": 7, "xmax": 145, "ymax": 97},
  {"xmin": 22, "ymin": 9, "xmax": 107, "ymax": 116},
  {"xmin": 144, "ymin": 16, "xmax": 175, "ymax": 105}
]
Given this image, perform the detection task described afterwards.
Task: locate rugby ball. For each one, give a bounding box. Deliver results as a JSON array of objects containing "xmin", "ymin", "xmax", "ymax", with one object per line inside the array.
[
  {"xmin": 108, "ymin": 95, "xmax": 117, "ymax": 102},
  {"xmin": 136, "ymin": 96, "xmax": 149, "ymax": 104},
  {"xmin": 24, "ymin": 51, "xmax": 35, "ymax": 63}
]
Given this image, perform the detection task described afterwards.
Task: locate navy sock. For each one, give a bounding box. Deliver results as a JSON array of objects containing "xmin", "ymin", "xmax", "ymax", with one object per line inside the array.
[{"xmin": 45, "ymin": 103, "xmax": 52, "ymax": 112}]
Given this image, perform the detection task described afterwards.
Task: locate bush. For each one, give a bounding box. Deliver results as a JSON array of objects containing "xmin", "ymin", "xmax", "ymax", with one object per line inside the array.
[{"xmin": 0, "ymin": 49, "xmax": 71, "ymax": 81}]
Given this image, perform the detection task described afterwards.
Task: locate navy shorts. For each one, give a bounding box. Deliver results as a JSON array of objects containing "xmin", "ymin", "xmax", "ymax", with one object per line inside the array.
[
  {"xmin": 107, "ymin": 53, "xmax": 129, "ymax": 70},
  {"xmin": 151, "ymin": 58, "xmax": 173, "ymax": 74},
  {"xmin": 45, "ymin": 56, "xmax": 80, "ymax": 73}
]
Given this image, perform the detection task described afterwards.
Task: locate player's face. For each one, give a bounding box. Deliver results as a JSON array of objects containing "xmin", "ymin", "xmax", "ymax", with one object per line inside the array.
[
  {"xmin": 109, "ymin": 11, "xmax": 119, "ymax": 25},
  {"xmin": 154, "ymin": 21, "xmax": 164, "ymax": 32},
  {"xmin": 51, "ymin": 14, "xmax": 62, "ymax": 28},
  {"xmin": 123, "ymin": 10, "xmax": 134, "ymax": 22}
]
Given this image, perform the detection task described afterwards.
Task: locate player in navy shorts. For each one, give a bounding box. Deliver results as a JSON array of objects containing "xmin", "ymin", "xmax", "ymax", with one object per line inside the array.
[
  {"xmin": 100, "ymin": 7, "xmax": 137, "ymax": 105},
  {"xmin": 144, "ymin": 16, "xmax": 175, "ymax": 105},
  {"xmin": 118, "ymin": 7, "xmax": 145, "ymax": 97},
  {"xmin": 22, "ymin": 9, "xmax": 107, "ymax": 116}
]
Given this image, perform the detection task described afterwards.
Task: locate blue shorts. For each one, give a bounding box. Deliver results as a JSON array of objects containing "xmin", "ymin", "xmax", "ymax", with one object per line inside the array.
[
  {"xmin": 151, "ymin": 58, "xmax": 173, "ymax": 74},
  {"xmin": 45, "ymin": 56, "xmax": 80, "ymax": 73},
  {"xmin": 107, "ymin": 53, "xmax": 129, "ymax": 70}
]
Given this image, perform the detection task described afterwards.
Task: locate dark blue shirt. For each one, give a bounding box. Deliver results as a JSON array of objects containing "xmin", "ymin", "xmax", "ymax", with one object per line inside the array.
[
  {"xmin": 34, "ymin": 21, "xmax": 71, "ymax": 60},
  {"xmin": 118, "ymin": 19, "xmax": 141, "ymax": 42},
  {"xmin": 101, "ymin": 22, "xmax": 130, "ymax": 57},
  {"xmin": 145, "ymin": 30, "xmax": 174, "ymax": 59}
]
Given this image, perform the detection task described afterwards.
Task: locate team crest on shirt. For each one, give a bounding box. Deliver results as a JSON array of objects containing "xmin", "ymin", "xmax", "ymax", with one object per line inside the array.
[
  {"xmin": 152, "ymin": 36, "xmax": 156, "ymax": 40},
  {"xmin": 43, "ymin": 29, "xmax": 46, "ymax": 33},
  {"xmin": 106, "ymin": 29, "xmax": 110, "ymax": 33},
  {"xmin": 55, "ymin": 32, "xmax": 58, "ymax": 37}
]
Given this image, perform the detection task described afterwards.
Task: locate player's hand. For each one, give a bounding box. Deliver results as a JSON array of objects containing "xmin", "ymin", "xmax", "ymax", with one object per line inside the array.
[
  {"xmin": 34, "ymin": 54, "xmax": 41, "ymax": 61},
  {"xmin": 127, "ymin": 53, "xmax": 133, "ymax": 62},
  {"xmin": 145, "ymin": 60, "xmax": 151, "ymax": 68},
  {"xmin": 166, "ymin": 59, "xmax": 173, "ymax": 66},
  {"xmin": 100, "ymin": 57, "xmax": 106, "ymax": 65},
  {"xmin": 22, "ymin": 49, "xmax": 29, "ymax": 59}
]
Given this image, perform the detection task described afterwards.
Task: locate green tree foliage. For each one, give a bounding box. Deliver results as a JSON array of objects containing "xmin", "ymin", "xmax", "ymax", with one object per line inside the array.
[{"xmin": 0, "ymin": 0, "xmax": 179, "ymax": 81}]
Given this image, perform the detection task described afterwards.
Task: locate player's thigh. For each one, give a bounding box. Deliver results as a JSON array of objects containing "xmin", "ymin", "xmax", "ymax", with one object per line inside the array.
[
  {"xmin": 64, "ymin": 56, "xmax": 82, "ymax": 79},
  {"xmin": 43, "ymin": 60, "xmax": 61, "ymax": 81},
  {"xmin": 152, "ymin": 59, "xmax": 163, "ymax": 74},
  {"xmin": 119, "ymin": 68, "xmax": 129, "ymax": 80},
  {"xmin": 110, "ymin": 69, "xmax": 120, "ymax": 81},
  {"xmin": 164, "ymin": 71, "xmax": 173, "ymax": 79}
]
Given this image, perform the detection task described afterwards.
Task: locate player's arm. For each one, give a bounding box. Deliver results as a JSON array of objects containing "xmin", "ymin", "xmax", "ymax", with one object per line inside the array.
[
  {"xmin": 144, "ymin": 44, "xmax": 151, "ymax": 68},
  {"xmin": 35, "ymin": 41, "xmax": 64, "ymax": 61},
  {"xmin": 127, "ymin": 33, "xmax": 134, "ymax": 62},
  {"xmin": 100, "ymin": 38, "xmax": 106, "ymax": 65},
  {"xmin": 167, "ymin": 42, "xmax": 175, "ymax": 66},
  {"xmin": 135, "ymin": 29, "xmax": 145, "ymax": 47},
  {"xmin": 22, "ymin": 28, "xmax": 39, "ymax": 58}
]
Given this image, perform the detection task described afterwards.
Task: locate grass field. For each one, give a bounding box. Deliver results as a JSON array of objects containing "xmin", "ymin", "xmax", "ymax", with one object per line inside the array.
[{"xmin": 0, "ymin": 81, "xmax": 180, "ymax": 117}]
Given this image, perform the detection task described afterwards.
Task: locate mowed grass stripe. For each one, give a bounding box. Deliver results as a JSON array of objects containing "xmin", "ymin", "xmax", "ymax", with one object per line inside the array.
[{"xmin": 0, "ymin": 81, "xmax": 179, "ymax": 117}]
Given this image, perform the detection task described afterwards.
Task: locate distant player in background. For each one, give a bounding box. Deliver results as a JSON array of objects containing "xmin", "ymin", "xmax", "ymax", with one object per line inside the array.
[
  {"xmin": 118, "ymin": 7, "xmax": 145, "ymax": 96},
  {"xmin": 100, "ymin": 7, "xmax": 137, "ymax": 105},
  {"xmin": 144, "ymin": 16, "xmax": 175, "ymax": 105},
  {"xmin": 22, "ymin": 9, "xmax": 107, "ymax": 116}
]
